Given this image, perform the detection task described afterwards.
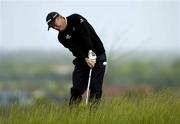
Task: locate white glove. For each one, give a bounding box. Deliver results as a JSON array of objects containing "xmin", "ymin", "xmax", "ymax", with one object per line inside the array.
[{"xmin": 85, "ymin": 50, "xmax": 97, "ymax": 68}]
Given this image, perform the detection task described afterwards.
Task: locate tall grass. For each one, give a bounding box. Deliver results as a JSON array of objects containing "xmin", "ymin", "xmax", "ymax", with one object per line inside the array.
[{"xmin": 0, "ymin": 89, "xmax": 179, "ymax": 124}]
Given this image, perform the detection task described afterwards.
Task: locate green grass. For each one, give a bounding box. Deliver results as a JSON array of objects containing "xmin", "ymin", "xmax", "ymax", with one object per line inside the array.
[{"xmin": 0, "ymin": 89, "xmax": 179, "ymax": 124}]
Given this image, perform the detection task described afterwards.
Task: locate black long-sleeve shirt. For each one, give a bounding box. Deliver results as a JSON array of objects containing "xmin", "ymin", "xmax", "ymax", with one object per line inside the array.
[{"xmin": 58, "ymin": 14, "xmax": 105, "ymax": 59}]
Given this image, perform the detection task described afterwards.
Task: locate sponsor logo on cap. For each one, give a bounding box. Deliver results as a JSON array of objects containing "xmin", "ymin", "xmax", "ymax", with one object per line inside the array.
[
  {"xmin": 53, "ymin": 14, "xmax": 58, "ymax": 18},
  {"xmin": 47, "ymin": 19, "xmax": 52, "ymax": 23}
]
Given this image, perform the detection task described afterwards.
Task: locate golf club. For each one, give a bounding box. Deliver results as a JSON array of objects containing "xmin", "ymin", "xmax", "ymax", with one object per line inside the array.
[{"xmin": 85, "ymin": 50, "xmax": 96, "ymax": 105}]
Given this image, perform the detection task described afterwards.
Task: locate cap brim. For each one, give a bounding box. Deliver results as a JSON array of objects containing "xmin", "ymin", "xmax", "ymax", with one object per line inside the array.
[
  {"xmin": 48, "ymin": 24, "xmax": 53, "ymax": 31},
  {"xmin": 48, "ymin": 26, "xmax": 51, "ymax": 31},
  {"xmin": 47, "ymin": 21, "xmax": 55, "ymax": 31}
]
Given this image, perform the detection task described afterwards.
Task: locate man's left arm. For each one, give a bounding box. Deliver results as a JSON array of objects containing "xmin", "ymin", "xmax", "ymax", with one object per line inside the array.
[
  {"xmin": 73, "ymin": 14, "xmax": 96, "ymax": 68},
  {"xmin": 73, "ymin": 14, "xmax": 93, "ymax": 53}
]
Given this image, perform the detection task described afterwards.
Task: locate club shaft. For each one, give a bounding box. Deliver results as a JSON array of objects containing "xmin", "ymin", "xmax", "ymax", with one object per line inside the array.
[{"xmin": 86, "ymin": 69, "xmax": 92, "ymax": 105}]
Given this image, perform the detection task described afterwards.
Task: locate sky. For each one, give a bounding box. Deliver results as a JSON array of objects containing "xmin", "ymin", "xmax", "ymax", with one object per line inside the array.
[{"xmin": 0, "ymin": 0, "xmax": 179, "ymax": 54}]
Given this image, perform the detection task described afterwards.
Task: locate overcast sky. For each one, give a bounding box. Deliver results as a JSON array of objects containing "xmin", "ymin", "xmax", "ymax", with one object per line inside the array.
[{"xmin": 0, "ymin": 0, "xmax": 179, "ymax": 54}]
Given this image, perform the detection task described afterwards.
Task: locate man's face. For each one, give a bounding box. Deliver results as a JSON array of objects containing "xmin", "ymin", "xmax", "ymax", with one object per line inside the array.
[{"xmin": 53, "ymin": 16, "xmax": 66, "ymax": 31}]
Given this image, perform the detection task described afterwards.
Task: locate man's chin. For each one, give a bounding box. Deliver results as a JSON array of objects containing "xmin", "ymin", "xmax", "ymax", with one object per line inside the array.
[{"xmin": 59, "ymin": 28, "xmax": 65, "ymax": 32}]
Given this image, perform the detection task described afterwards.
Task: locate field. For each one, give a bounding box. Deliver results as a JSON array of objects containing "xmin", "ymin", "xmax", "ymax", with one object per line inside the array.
[
  {"xmin": 0, "ymin": 52, "xmax": 180, "ymax": 124},
  {"xmin": 0, "ymin": 89, "xmax": 179, "ymax": 124}
]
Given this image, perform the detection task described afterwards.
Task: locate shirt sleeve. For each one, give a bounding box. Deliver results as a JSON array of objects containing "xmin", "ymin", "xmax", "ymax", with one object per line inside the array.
[{"xmin": 72, "ymin": 14, "xmax": 93, "ymax": 56}]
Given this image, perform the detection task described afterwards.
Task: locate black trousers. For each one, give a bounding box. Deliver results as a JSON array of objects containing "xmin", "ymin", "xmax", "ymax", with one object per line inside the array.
[{"xmin": 69, "ymin": 53, "xmax": 107, "ymax": 105}]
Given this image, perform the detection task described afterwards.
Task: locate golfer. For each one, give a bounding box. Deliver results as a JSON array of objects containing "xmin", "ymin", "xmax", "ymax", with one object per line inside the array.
[{"xmin": 46, "ymin": 12, "xmax": 107, "ymax": 105}]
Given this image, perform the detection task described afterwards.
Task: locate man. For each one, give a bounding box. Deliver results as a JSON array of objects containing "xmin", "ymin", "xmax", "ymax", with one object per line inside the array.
[{"xmin": 46, "ymin": 12, "xmax": 107, "ymax": 105}]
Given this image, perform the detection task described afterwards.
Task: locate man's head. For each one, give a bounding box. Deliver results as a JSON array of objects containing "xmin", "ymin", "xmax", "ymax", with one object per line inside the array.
[{"xmin": 46, "ymin": 12, "xmax": 67, "ymax": 31}]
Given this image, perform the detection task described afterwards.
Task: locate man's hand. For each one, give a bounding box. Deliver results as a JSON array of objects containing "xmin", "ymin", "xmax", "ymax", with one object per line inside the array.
[
  {"xmin": 85, "ymin": 57, "xmax": 96, "ymax": 68},
  {"xmin": 85, "ymin": 50, "xmax": 97, "ymax": 68}
]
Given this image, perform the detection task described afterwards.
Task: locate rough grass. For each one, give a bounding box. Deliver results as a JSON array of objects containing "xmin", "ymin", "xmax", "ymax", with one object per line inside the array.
[{"xmin": 0, "ymin": 89, "xmax": 180, "ymax": 124}]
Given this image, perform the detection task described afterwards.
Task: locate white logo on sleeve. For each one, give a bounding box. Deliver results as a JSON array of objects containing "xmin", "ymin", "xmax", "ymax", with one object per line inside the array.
[
  {"xmin": 66, "ymin": 34, "xmax": 71, "ymax": 40},
  {"xmin": 80, "ymin": 18, "xmax": 84, "ymax": 23}
]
